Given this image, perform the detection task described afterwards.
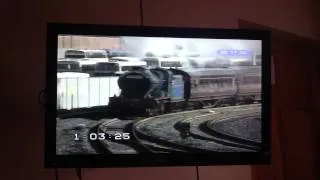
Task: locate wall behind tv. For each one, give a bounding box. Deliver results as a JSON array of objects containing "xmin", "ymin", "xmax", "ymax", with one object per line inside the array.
[{"xmin": 0, "ymin": 0, "xmax": 318, "ymax": 180}]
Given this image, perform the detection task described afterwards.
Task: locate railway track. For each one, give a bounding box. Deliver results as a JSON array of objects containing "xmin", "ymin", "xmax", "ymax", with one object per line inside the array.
[
  {"xmin": 205, "ymin": 112, "xmax": 261, "ymax": 146},
  {"xmin": 180, "ymin": 110, "xmax": 261, "ymax": 150},
  {"xmin": 131, "ymin": 104, "xmax": 261, "ymax": 152},
  {"xmin": 75, "ymin": 104, "xmax": 261, "ymax": 154},
  {"xmin": 94, "ymin": 117, "xmax": 191, "ymax": 153},
  {"xmin": 132, "ymin": 114, "xmax": 216, "ymax": 153},
  {"xmin": 95, "ymin": 118, "xmax": 153, "ymax": 154}
]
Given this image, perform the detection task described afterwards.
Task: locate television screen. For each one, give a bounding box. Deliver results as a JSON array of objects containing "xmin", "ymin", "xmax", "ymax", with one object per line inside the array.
[{"xmin": 46, "ymin": 23, "xmax": 271, "ymax": 168}]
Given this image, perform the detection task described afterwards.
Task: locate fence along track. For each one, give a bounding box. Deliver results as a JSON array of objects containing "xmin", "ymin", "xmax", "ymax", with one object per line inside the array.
[{"xmin": 57, "ymin": 76, "xmax": 121, "ymax": 110}]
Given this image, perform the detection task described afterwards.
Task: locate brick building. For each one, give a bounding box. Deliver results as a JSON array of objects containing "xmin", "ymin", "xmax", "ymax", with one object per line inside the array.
[{"xmin": 58, "ymin": 35, "xmax": 121, "ymax": 49}]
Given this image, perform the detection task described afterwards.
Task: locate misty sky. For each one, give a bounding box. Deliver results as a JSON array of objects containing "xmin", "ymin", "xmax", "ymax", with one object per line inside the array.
[
  {"xmin": 121, "ymin": 36, "xmax": 262, "ymax": 58},
  {"xmin": 57, "ymin": 35, "xmax": 262, "ymax": 62}
]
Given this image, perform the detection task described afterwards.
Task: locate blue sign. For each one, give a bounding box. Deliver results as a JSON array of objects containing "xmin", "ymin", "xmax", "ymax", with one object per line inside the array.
[{"xmin": 217, "ymin": 50, "xmax": 252, "ymax": 57}]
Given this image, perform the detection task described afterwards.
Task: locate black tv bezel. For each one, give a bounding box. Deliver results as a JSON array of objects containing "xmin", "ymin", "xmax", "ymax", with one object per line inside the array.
[{"xmin": 45, "ymin": 23, "xmax": 271, "ymax": 168}]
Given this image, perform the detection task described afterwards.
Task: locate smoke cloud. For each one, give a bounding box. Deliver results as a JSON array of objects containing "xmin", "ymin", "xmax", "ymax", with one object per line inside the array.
[{"xmin": 121, "ymin": 37, "xmax": 261, "ymax": 65}]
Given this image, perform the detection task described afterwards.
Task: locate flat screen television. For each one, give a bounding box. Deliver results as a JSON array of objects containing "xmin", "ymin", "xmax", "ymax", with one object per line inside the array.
[{"xmin": 45, "ymin": 23, "xmax": 271, "ymax": 168}]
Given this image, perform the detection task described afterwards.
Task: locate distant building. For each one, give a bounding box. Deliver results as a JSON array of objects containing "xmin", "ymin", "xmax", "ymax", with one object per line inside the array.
[{"xmin": 58, "ymin": 35, "xmax": 121, "ymax": 49}]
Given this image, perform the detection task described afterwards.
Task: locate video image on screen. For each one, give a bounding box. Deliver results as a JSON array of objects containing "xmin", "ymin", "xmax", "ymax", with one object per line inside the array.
[{"xmin": 56, "ymin": 35, "xmax": 262, "ymax": 155}]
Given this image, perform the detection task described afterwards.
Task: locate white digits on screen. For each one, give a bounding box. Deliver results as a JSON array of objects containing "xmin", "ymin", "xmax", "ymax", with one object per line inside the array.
[
  {"xmin": 89, "ymin": 133, "xmax": 106, "ymax": 140},
  {"xmin": 114, "ymin": 133, "xmax": 130, "ymax": 140},
  {"xmin": 89, "ymin": 133, "xmax": 97, "ymax": 140},
  {"xmin": 122, "ymin": 133, "xmax": 130, "ymax": 140},
  {"xmin": 98, "ymin": 133, "xmax": 106, "ymax": 140},
  {"xmin": 114, "ymin": 133, "xmax": 122, "ymax": 140}
]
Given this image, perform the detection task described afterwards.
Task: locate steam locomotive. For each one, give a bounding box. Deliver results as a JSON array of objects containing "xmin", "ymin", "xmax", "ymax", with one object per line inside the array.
[{"xmin": 108, "ymin": 66, "xmax": 261, "ymax": 116}]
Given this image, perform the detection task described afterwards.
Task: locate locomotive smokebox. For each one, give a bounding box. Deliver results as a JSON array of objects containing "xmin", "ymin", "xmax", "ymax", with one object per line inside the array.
[
  {"xmin": 118, "ymin": 69, "xmax": 162, "ymax": 98},
  {"xmin": 119, "ymin": 73, "xmax": 150, "ymax": 98}
]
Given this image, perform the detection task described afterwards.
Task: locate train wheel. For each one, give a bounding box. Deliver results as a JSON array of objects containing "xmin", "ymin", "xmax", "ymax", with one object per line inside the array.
[
  {"xmin": 145, "ymin": 108, "xmax": 155, "ymax": 117},
  {"xmin": 165, "ymin": 103, "xmax": 172, "ymax": 113},
  {"xmin": 146, "ymin": 102, "xmax": 160, "ymax": 117},
  {"xmin": 159, "ymin": 102, "xmax": 165, "ymax": 114}
]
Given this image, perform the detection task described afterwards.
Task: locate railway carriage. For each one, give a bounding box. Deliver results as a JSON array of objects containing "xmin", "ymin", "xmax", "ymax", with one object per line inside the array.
[
  {"xmin": 108, "ymin": 66, "xmax": 261, "ymax": 116},
  {"xmin": 234, "ymin": 66, "xmax": 262, "ymax": 101},
  {"xmin": 187, "ymin": 69, "xmax": 237, "ymax": 98}
]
